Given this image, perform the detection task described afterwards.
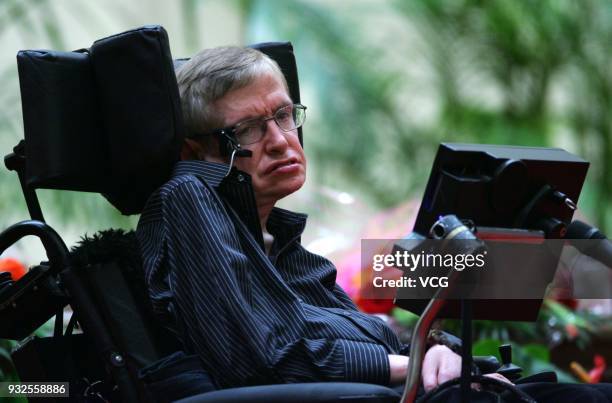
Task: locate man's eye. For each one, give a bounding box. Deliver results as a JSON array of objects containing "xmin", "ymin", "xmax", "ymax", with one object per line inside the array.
[
  {"xmin": 276, "ymin": 110, "xmax": 292, "ymax": 122},
  {"xmin": 235, "ymin": 124, "xmax": 261, "ymax": 140}
]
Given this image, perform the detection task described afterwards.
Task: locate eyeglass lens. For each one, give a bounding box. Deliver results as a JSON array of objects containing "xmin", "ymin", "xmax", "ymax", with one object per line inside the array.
[{"xmin": 235, "ymin": 104, "xmax": 306, "ymax": 145}]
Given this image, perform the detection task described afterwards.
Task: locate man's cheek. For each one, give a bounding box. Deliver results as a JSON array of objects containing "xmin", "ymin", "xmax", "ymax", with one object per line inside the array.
[{"xmin": 234, "ymin": 159, "xmax": 257, "ymax": 176}]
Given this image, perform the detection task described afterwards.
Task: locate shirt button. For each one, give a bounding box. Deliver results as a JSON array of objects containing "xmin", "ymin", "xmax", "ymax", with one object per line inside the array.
[{"xmin": 237, "ymin": 174, "xmax": 245, "ymax": 182}]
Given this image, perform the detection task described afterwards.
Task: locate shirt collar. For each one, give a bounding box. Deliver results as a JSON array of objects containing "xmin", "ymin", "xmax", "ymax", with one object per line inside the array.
[
  {"xmin": 267, "ymin": 207, "xmax": 307, "ymax": 243},
  {"xmin": 172, "ymin": 160, "xmax": 308, "ymax": 247},
  {"xmin": 173, "ymin": 160, "xmax": 227, "ymax": 187}
]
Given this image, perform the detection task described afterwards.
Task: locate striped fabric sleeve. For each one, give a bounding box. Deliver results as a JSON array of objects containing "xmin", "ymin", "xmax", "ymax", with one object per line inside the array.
[
  {"xmin": 339, "ymin": 340, "xmax": 391, "ymax": 384},
  {"xmin": 268, "ymin": 337, "xmax": 390, "ymax": 385},
  {"xmin": 332, "ymin": 284, "xmax": 411, "ymax": 356},
  {"xmin": 331, "ymin": 284, "xmax": 361, "ymax": 311}
]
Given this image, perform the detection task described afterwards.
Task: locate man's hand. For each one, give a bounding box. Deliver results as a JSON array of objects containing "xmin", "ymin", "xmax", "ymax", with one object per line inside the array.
[
  {"xmin": 388, "ymin": 345, "xmax": 513, "ymax": 391},
  {"xmin": 388, "ymin": 354, "xmax": 410, "ymax": 384},
  {"xmin": 387, "ymin": 345, "xmax": 460, "ymax": 387},
  {"xmin": 422, "ymin": 345, "xmax": 514, "ymax": 392},
  {"xmin": 422, "ymin": 344, "xmax": 462, "ymax": 392}
]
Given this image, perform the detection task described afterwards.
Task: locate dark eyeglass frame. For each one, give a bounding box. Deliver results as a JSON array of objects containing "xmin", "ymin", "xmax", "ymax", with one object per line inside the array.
[{"xmin": 208, "ymin": 103, "xmax": 307, "ymax": 146}]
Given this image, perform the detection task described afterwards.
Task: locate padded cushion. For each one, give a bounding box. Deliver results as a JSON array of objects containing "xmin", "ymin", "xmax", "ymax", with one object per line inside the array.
[
  {"xmin": 90, "ymin": 26, "xmax": 183, "ymax": 214},
  {"xmin": 17, "ymin": 49, "xmax": 106, "ymax": 192},
  {"xmin": 18, "ymin": 26, "xmax": 183, "ymax": 215}
]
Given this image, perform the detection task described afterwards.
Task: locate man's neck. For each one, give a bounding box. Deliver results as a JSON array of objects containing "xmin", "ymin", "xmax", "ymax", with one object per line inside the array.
[
  {"xmin": 257, "ymin": 201, "xmax": 274, "ymax": 233},
  {"xmin": 258, "ymin": 201, "xmax": 276, "ymax": 255}
]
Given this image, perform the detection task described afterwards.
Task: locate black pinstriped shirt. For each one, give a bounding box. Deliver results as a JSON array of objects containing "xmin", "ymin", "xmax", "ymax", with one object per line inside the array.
[{"xmin": 137, "ymin": 160, "xmax": 407, "ymax": 389}]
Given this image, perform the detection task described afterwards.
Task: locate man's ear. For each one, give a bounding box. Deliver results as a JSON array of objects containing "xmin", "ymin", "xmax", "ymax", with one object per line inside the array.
[
  {"xmin": 181, "ymin": 138, "xmax": 204, "ymax": 161},
  {"xmin": 181, "ymin": 136, "xmax": 227, "ymax": 164}
]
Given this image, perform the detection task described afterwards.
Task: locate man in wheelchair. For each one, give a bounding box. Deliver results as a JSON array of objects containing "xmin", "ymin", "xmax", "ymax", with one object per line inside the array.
[{"xmin": 136, "ymin": 45, "xmax": 612, "ymax": 402}]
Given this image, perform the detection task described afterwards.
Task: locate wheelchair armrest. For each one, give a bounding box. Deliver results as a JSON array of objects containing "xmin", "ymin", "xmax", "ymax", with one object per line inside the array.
[{"xmin": 174, "ymin": 382, "xmax": 400, "ymax": 403}]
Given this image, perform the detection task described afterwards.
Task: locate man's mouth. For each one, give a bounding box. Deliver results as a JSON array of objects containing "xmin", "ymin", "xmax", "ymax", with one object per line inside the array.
[{"xmin": 266, "ymin": 158, "xmax": 299, "ymax": 174}]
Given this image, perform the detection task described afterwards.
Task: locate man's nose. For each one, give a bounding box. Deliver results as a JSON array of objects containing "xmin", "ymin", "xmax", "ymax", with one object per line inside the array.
[{"xmin": 264, "ymin": 119, "xmax": 289, "ymax": 153}]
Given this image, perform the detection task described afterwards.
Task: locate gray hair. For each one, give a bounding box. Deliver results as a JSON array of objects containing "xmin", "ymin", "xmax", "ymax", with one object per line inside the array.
[{"xmin": 176, "ymin": 46, "xmax": 288, "ymax": 139}]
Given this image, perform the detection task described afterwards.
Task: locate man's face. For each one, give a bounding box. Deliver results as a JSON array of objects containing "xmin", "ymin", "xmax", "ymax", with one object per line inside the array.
[{"xmin": 213, "ymin": 73, "xmax": 306, "ymax": 209}]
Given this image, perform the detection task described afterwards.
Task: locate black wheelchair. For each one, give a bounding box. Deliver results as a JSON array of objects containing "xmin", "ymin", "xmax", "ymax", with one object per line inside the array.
[{"xmin": 0, "ymin": 26, "xmax": 558, "ymax": 403}]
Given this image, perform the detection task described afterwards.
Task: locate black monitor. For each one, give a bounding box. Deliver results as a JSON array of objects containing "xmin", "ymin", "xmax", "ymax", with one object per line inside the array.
[{"xmin": 394, "ymin": 143, "xmax": 589, "ymax": 321}]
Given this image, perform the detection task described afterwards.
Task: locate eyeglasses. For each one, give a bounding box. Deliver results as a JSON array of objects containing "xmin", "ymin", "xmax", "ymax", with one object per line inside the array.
[{"xmin": 210, "ymin": 103, "xmax": 306, "ymax": 146}]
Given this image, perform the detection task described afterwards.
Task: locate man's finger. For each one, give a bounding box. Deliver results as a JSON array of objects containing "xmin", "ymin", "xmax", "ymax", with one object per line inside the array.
[
  {"xmin": 437, "ymin": 366, "xmax": 458, "ymax": 385},
  {"xmin": 483, "ymin": 373, "xmax": 514, "ymax": 385},
  {"xmin": 421, "ymin": 353, "xmax": 439, "ymax": 392}
]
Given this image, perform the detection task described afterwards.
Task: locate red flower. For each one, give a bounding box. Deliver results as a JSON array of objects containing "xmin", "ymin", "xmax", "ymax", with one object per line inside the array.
[
  {"xmin": 557, "ymin": 298, "xmax": 578, "ymax": 310},
  {"xmin": 355, "ymin": 297, "xmax": 395, "ymax": 315},
  {"xmin": 589, "ymin": 355, "xmax": 606, "ymax": 384},
  {"xmin": 0, "ymin": 257, "xmax": 26, "ymax": 281}
]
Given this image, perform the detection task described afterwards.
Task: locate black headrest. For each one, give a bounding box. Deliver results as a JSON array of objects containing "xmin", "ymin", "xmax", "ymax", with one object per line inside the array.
[
  {"xmin": 18, "ymin": 26, "xmax": 183, "ymax": 215},
  {"xmin": 17, "ymin": 26, "xmax": 301, "ymax": 215}
]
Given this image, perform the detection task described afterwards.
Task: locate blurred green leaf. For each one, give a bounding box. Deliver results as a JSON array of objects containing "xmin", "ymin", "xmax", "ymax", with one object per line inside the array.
[
  {"xmin": 391, "ymin": 307, "xmax": 419, "ymax": 328},
  {"xmin": 521, "ymin": 344, "xmax": 550, "ymax": 362},
  {"xmin": 472, "ymin": 338, "xmax": 501, "ymax": 358},
  {"xmin": 545, "ymin": 300, "xmax": 593, "ymax": 331}
]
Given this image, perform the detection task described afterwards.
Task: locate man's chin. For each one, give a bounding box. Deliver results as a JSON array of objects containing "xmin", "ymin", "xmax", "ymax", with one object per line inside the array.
[
  {"xmin": 278, "ymin": 180, "xmax": 305, "ymax": 199},
  {"xmin": 261, "ymin": 177, "xmax": 305, "ymax": 202}
]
